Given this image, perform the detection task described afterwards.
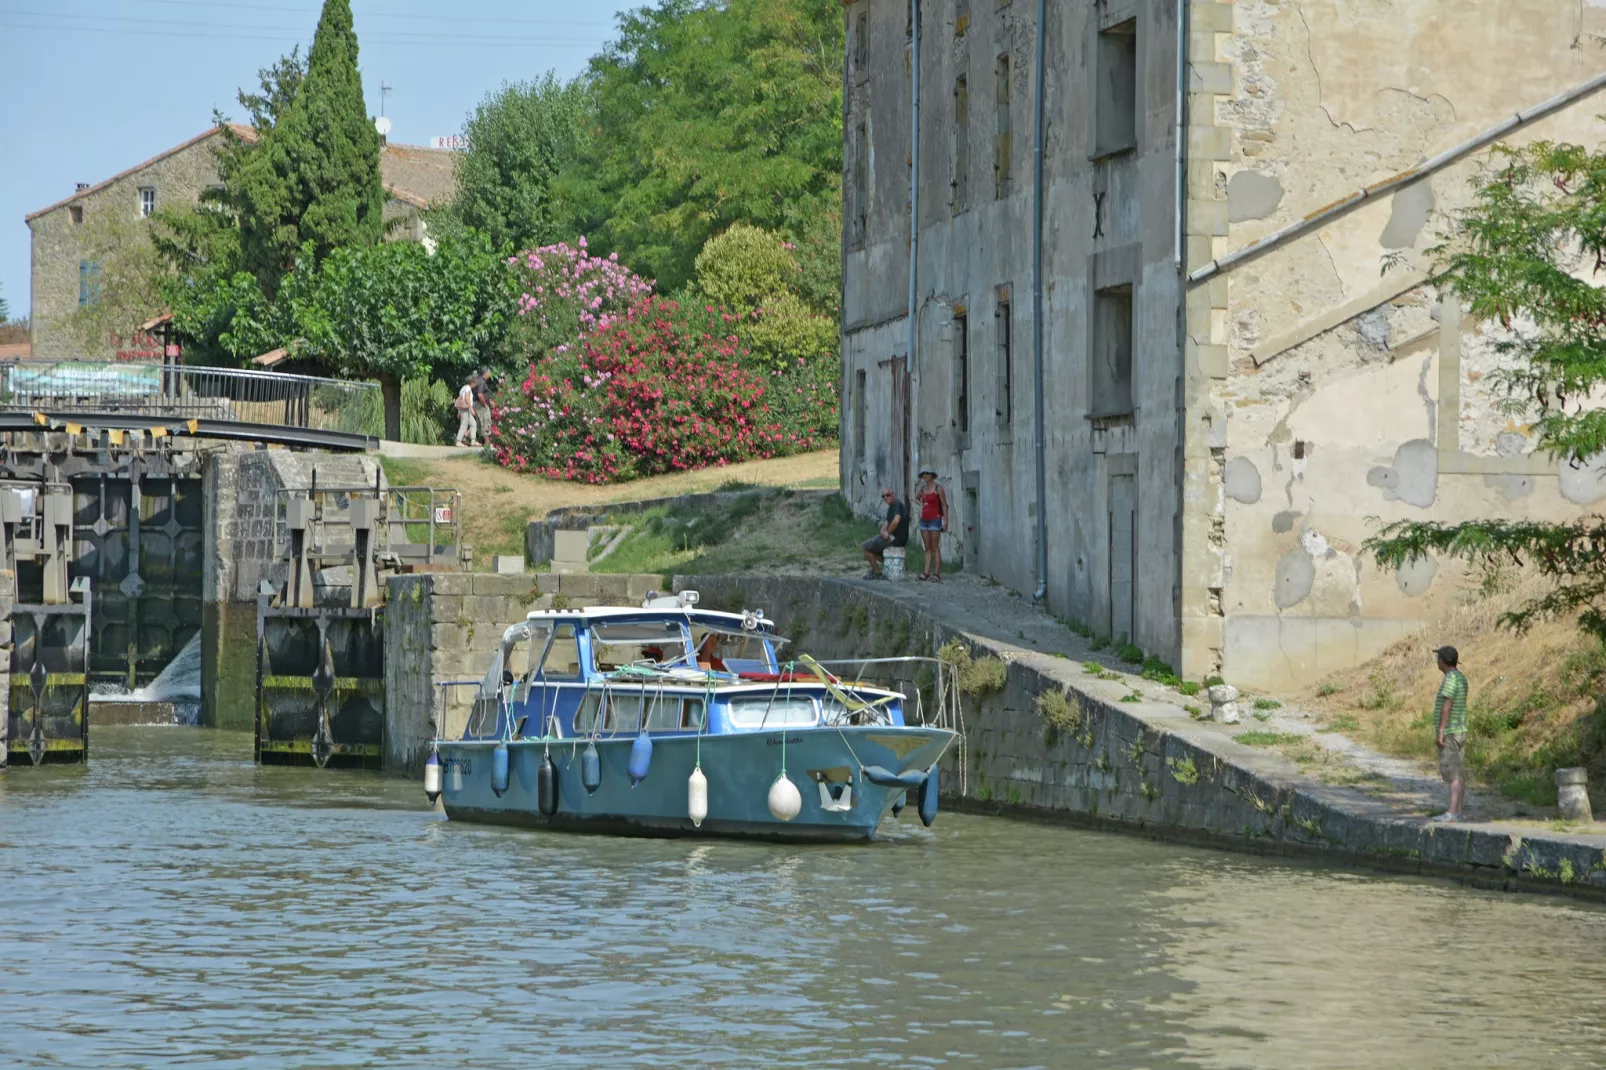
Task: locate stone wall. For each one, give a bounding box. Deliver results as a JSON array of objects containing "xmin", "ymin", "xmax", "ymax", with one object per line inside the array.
[
  {"xmin": 382, "ymin": 572, "xmax": 662, "ymax": 777},
  {"xmin": 677, "ymin": 573, "xmax": 1606, "ymax": 897},
  {"xmin": 27, "ymin": 129, "xmax": 228, "ymax": 360},
  {"xmin": 841, "ymin": 0, "xmax": 1187, "ymax": 663}
]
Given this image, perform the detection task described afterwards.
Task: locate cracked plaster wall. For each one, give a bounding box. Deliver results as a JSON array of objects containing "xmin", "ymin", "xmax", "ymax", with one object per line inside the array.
[{"xmin": 1200, "ymin": 0, "xmax": 1606, "ymax": 690}]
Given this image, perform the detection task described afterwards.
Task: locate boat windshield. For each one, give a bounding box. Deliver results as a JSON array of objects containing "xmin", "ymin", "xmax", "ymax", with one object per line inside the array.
[
  {"xmin": 591, "ymin": 620, "xmax": 692, "ymax": 672},
  {"xmin": 726, "ymin": 695, "xmax": 818, "ymax": 728},
  {"xmin": 691, "ymin": 628, "xmax": 775, "ymax": 673}
]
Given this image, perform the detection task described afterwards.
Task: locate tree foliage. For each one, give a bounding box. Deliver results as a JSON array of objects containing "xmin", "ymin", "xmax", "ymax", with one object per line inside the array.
[
  {"xmin": 452, "ymin": 74, "xmax": 590, "ymax": 251},
  {"xmin": 691, "ymin": 223, "xmax": 835, "ymax": 371},
  {"xmin": 1366, "ymin": 141, "xmax": 1606, "ymax": 643},
  {"xmin": 228, "ymin": 0, "xmax": 384, "ymax": 296},
  {"xmin": 279, "ymin": 232, "xmax": 512, "ymax": 438},
  {"xmin": 556, "ymin": 0, "xmax": 844, "ymax": 293}
]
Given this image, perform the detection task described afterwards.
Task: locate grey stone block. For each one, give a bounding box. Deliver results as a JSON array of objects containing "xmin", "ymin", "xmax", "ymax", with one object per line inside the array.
[
  {"xmin": 558, "ymin": 573, "xmax": 601, "ymax": 598},
  {"xmin": 493, "ymin": 555, "xmax": 525, "ymax": 575}
]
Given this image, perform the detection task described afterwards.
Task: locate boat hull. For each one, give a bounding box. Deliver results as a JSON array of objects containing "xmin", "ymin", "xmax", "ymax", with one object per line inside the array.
[{"xmin": 436, "ymin": 726, "xmax": 955, "ymax": 843}]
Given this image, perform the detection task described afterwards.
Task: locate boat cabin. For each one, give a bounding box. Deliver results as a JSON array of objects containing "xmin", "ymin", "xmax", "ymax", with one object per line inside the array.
[{"xmin": 464, "ymin": 602, "xmax": 906, "ymax": 743}]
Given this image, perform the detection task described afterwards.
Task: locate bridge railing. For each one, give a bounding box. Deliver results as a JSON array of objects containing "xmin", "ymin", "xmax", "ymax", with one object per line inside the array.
[{"xmin": 0, "ymin": 360, "xmax": 380, "ymax": 436}]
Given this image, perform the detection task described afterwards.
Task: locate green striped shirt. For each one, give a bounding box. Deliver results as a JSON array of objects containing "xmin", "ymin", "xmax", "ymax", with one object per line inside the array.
[{"xmin": 1435, "ymin": 669, "xmax": 1468, "ymax": 735}]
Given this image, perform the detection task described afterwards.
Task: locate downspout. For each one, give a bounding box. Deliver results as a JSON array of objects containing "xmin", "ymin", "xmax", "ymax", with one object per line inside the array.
[
  {"xmin": 1189, "ymin": 69, "xmax": 1606, "ymax": 284},
  {"xmin": 906, "ymin": 0, "xmax": 920, "ymax": 497},
  {"xmin": 1030, "ymin": 0, "xmax": 1048, "ymax": 601},
  {"xmin": 1175, "ymin": 0, "xmax": 1191, "ymax": 666}
]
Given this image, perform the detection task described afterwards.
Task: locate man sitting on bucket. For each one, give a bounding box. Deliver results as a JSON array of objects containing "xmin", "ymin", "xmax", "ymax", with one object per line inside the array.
[{"xmin": 860, "ymin": 486, "xmax": 908, "ymax": 580}]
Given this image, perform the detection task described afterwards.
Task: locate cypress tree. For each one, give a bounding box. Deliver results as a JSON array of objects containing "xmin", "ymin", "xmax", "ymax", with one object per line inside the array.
[{"xmin": 234, "ymin": 0, "xmax": 384, "ymax": 296}]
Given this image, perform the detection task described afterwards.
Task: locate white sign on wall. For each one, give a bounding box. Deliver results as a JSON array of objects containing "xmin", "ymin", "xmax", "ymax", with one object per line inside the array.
[{"xmin": 429, "ymin": 135, "xmax": 466, "ymax": 151}]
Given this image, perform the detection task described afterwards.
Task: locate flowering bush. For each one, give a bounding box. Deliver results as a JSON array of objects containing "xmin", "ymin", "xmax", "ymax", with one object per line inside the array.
[
  {"xmin": 502, "ymin": 237, "xmax": 653, "ymax": 365},
  {"xmin": 490, "ymin": 296, "xmax": 834, "ymax": 483}
]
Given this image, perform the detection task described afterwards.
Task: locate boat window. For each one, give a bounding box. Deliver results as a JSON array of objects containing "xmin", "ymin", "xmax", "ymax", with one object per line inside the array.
[
  {"xmin": 726, "ymin": 696, "xmax": 818, "ymax": 728},
  {"xmin": 682, "ymin": 699, "xmax": 705, "ymax": 730},
  {"xmin": 592, "ymin": 620, "xmax": 690, "ymax": 672},
  {"xmin": 692, "ymin": 629, "xmax": 774, "ymax": 672},
  {"xmin": 538, "ymin": 623, "xmax": 582, "ymax": 680},
  {"xmin": 603, "ymin": 693, "xmax": 642, "ymax": 734},
  {"xmin": 575, "ymin": 690, "xmax": 602, "ymax": 734}
]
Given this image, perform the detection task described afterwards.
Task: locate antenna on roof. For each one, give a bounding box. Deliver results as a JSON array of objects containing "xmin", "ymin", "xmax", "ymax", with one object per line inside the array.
[{"xmin": 380, "ymin": 81, "xmax": 392, "ymax": 117}]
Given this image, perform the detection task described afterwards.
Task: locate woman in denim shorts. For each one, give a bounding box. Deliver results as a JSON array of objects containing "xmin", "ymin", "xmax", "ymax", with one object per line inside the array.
[{"xmin": 913, "ymin": 468, "xmax": 948, "ymax": 580}]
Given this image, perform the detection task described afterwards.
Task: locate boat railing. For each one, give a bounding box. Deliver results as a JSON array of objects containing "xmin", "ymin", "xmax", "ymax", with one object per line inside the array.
[{"xmin": 434, "ymin": 679, "xmax": 486, "ymax": 741}]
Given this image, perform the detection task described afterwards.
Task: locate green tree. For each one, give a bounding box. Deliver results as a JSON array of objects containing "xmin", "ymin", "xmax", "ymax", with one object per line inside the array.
[
  {"xmin": 0, "ymin": 282, "xmax": 8, "ymax": 323},
  {"xmin": 557, "ymin": 0, "xmax": 844, "ymax": 292},
  {"xmin": 281, "ymin": 231, "xmax": 511, "ymax": 439},
  {"xmin": 452, "ymin": 73, "xmax": 590, "ymax": 250},
  {"xmin": 1366, "ymin": 140, "xmax": 1606, "ymax": 643},
  {"xmin": 229, "ymin": 0, "xmax": 384, "ymax": 296}
]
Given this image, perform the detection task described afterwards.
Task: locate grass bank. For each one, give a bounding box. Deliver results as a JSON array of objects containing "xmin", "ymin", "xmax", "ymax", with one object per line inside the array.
[
  {"xmin": 1300, "ymin": 571, "xmax": 1606, "ymax": 811},
  {"xmin": 377, "ymin": 448, "xmax": 841, "ymax": 563},
  {"xmin": 587, "ymin": 490, "xmax": 963, "ymax": 582}
]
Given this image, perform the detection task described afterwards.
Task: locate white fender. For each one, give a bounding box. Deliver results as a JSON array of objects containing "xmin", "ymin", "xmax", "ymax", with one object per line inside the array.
[
  {"xmin": 688, "ymin": 767, "xmax": 709, "ymax": 827},
  {"xmin": 767, "ymin": 774, "xmax": 802, "ymax": 822}
]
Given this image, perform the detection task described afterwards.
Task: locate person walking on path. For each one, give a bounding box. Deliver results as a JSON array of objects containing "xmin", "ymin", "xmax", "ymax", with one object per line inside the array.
[
  {"xmin": 1432, "ymin": 645, "xmax": 1469, "ymax": 822},
  {"xmin": 860, "ymin": 487, "xmax": 907, "ymax": 579},
  {"xmin": 471, "ymin": 368, "xmax": 495, "ymax": 442},
  {"xmin": 453, "ymin": 379, "xmax": 478, "ymax": 447},
  {"xmin": 913, "ymin": 468, "xmax": 949, "ymax": 581}
]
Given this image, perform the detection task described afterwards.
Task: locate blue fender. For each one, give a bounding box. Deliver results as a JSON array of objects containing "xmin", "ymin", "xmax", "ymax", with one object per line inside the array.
[
  {"xmin": 628, "ymin": 731, "xmax": 654, "ymax": 786},
  {"xmin": 581, "ymin": 742, "xmax": 601, "ymax": 794},
  {"xmin": 862, "ymin": 764, "xmax": 927, "ymax": 790},
  {"xmin": 491, "ymin": 742, "xmax": 510, "ymax": 797},
  {"xmin": 917, "ymin": 764, "xmax": 938, "ymax": 827}
]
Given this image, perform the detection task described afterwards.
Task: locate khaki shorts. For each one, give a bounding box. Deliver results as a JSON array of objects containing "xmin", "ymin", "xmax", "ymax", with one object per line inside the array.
[{"xmin": 1438, "ymin": 732, "xmax": 1466, "ymax": 783}]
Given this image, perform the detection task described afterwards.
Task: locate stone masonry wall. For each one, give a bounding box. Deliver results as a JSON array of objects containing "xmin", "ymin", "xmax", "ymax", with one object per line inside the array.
[
  {"xmin": 382, "ymin": 572, "xmax": 662, "ymax": 777},
  {"xmin": 678, "ymin": 573, "xmax": 1606, "ymax": 898},
  {"xmin": 28, "ymin": 130, "xmax": 228, "ymax": 359}
]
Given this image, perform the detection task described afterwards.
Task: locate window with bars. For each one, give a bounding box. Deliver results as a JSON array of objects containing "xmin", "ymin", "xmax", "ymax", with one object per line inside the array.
[
  {"xmin": 994, "ymin": 53, "xmax": 1012, "ymax": 199},
  {"xmin": 955, "ymin": 310, "xmax": 970, "ymax": 434},
  {"xmin": 995, "ymin": 290, "xmax": 1013, "ymax": 428},
  {"xmin": 953, "ymin": 75, "xmax": 969, "ymax": 213}
]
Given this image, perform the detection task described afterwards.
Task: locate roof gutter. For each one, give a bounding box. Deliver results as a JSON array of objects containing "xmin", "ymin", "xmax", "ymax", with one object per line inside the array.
[{"xmin": 1187, "ymin": 69, "xmax": 1606, "ymax": 285}]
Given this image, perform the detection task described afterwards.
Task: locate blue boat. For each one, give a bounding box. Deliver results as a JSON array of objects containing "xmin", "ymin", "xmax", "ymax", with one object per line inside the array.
[{"xmin": 427, "ymin": 591, "xmax": 960, "ymax": 842}]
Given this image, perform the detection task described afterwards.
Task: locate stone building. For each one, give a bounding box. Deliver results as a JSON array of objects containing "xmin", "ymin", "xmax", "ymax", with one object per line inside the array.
[
  {"xmin": 26, "ymin": 124, "xmax": 458, "ymax": 360},
  {"xmin": 840, "ymin": 0, "xmax": 1606, "ymax": 689}
]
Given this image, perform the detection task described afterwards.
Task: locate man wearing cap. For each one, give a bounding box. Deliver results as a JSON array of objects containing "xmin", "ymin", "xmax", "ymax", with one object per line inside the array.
[
  {"xmin": 1432, "ymin": 645, "xmax": 1469, "ymax": 822},
  {"xmin": 860, "ymin": 486, "xmax": 908, "ymax": 579}
]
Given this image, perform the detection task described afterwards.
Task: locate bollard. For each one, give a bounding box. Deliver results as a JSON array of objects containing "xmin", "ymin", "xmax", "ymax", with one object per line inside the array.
[
  {"xmin": 882, "ymin": 546, "xmax": 906, "ymax": 581},
  {"xmin": 1208, "ymin": 684, "xmax": 1240, "ymax": 725},
  {"xmin": 1555, "ymin": 767, "xmax": 1593, "ymax": 823}
]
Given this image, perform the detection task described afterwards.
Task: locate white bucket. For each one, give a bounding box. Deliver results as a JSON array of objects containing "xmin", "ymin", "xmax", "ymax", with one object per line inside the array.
[{"xmin": 883, "ymin": 546, "xmax": 906, "ymax": 581}]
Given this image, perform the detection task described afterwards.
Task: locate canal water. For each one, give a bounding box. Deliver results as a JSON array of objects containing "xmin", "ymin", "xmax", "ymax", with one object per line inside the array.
[{"xmin": 4, "ymin": 728, "xmax": 1605, "ymax": 1069}]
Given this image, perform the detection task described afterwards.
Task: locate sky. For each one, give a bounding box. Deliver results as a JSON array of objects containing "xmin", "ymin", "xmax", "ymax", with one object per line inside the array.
[{"xmin": 0, "ymin": 0, "xmax": 635, "ymax": 322}]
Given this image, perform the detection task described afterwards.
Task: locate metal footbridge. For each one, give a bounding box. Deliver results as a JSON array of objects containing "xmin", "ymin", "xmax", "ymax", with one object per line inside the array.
[{"xmin": 0, "ymin": 360, "xmax": 381, "ymax": 452}]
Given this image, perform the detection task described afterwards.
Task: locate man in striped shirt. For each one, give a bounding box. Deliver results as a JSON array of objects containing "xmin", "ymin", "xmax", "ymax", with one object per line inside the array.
[{"xmin": 1432, "ymin": 645, "xmax": 1469, "ymax": 822}]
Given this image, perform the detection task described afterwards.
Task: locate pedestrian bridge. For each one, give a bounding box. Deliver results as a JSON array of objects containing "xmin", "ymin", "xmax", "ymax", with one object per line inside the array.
[{"xmin": 0, "ymin": 360, "xmax": 380, "ymax": 452}]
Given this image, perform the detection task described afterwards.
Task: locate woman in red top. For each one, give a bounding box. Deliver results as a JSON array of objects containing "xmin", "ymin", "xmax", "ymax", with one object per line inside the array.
[{"xmin": 913, "ymin": 467, "xmax": 949, "ymax": 581}]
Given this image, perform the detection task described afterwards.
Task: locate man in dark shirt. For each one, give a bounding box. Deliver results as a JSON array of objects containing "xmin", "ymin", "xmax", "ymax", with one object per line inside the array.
[
  {"xmin": 860, "ymin": 486, "xmax": 908, "ymax": 579},
  {"xmin": 471, "ymin": 368, "xmax": 494, "ymax": 441}
]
